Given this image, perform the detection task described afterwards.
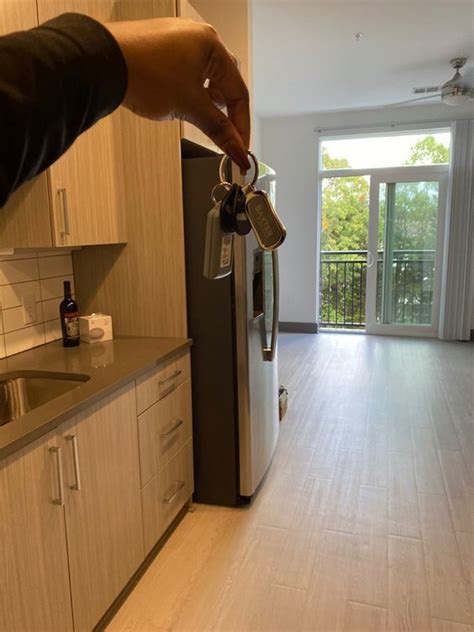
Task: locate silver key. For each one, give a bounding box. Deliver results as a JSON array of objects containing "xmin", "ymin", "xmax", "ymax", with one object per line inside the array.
[
  {"xmin": 244, "ymin": 188, "xmax": 287, "ymax": 251},
  {"xmin": 203, "ymin": 201, "xmax": 234, "ymax": 280}
]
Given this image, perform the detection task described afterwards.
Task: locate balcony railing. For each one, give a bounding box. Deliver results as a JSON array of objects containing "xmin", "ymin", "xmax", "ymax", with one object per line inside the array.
[{"xmin": 320, "ymin": 249, "xmax": 435, "ymax": 329}]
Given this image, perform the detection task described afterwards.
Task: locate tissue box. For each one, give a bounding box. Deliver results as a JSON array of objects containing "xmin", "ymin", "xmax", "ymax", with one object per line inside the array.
[{"xmin": 79, "ymin": 313, "xmax": 113, "ymax": 344}]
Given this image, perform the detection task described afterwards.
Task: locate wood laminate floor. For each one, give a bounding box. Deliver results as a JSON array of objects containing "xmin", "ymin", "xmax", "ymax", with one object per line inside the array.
[{"xmin": 109, "ymin": 333, "xmax": 473, "ymax": 632}]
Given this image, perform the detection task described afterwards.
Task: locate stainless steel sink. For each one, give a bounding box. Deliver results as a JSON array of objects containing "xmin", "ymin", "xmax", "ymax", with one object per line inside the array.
[{"xmin": 0, "ymin": 371, "xmax": 90, "ymax": 426}]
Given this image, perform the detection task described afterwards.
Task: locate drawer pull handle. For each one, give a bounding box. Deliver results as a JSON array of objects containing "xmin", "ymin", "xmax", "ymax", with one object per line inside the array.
[
  {"xmin": 162, "ymin": 480, "xmax": 185, "ymax": 504},
  {"xmin": 161, "ymin": 419, "xmax": 184, "ymax": 438},
  {"xmin": 158, "ymin": 369, "xmax": 182, "ymax": 387},
  {"xmin": 49, "ymin": 446, "xmax": 65, "ymax": 506},
  {"xmin": 66, "ymin": 434, "xmax": 82, "ymax": 492}
]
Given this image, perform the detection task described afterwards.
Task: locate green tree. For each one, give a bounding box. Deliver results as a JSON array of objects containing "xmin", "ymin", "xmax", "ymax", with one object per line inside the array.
[
  {"xmin": 404, "ymin": 135, "xmax": 449, "ymax": 165},
  {"xmin": 320, "ymin": 148, "xmax": 369, "ymax": 326},
  {"xmin": 321, "ymin": 148, "xmax": 368, "ymax": 252}
]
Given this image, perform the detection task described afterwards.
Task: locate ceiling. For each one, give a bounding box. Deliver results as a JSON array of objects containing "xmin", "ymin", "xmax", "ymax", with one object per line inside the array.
[{"xmin": 252, "ymin": 0, "xmax": 474, "ymax": 117}]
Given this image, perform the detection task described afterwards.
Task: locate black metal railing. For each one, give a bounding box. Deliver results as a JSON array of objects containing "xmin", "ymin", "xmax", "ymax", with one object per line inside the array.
[{"xmin": 320, "ymin": 249, "xmax": 435, "ymax": 329}]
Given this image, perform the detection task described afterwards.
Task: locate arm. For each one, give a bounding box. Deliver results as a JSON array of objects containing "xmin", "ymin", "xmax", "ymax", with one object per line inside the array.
[
  {"xmin": 0, "ymin": 14, "xmax": 250, "ymax": 208},
  {"xmin": 0, "ymin": 13, "xmax": 127, "ymax": 207}
]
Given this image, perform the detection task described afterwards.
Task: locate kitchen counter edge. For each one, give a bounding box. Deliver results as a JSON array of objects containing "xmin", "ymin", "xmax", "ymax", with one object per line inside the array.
[{"xmin": 0, "ymin": 337, "xmax": 192, "ymax": 461}]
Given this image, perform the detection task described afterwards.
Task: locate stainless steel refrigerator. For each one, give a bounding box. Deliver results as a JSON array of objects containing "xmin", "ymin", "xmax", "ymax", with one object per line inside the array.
[{"xmin": 181, "ymin": 146, "xmax": 280, "ymax": 506}]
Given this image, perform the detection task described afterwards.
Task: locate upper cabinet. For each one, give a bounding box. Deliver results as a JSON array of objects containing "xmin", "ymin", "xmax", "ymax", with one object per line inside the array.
[
  {"xmin": 36, "ymin": 0, "xmax": 126, "ymax": 247},
  {"xmin": 0, "ymin": 0, "xmax": 127, "ymax": 248},
  {"xmin": 177, "ymin": 0, "xmax": 252, "ymax": 152},
  {"xmin": 0, "ymin": 1, "xmax": 53, "ymax": 249}
]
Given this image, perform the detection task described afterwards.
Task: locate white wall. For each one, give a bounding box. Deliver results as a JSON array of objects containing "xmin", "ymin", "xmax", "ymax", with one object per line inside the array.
[{"xmin": 260, "ymin": 102, "xmax": 474, "ymax": 325}]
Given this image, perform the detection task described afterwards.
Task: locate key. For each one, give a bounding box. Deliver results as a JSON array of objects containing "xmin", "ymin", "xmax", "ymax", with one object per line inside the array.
[
  {"xmin": 220, "ymin": 183, "xmax": 251, "ymax": 236},
  {"xmin": 244, "ymin": 187, "xmax": 287, "ymax": 251}
]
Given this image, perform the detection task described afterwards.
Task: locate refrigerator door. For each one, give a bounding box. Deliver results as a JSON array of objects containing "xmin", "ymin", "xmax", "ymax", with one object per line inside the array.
[{"xmin": 235, "ymin": 229, "xmax": 280, "ymax": 499}]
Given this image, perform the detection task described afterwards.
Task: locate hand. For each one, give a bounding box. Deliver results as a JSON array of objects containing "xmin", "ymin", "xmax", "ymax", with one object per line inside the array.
[{"xmin": 105, "ymin": 17, "xmax": 251, "ymax": 172}]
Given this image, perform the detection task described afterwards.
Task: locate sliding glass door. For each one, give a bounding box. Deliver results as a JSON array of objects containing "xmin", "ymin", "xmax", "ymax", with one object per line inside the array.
[{"xmin": 366, "ymin": 169, "xmax": 448, "ymax": 336}]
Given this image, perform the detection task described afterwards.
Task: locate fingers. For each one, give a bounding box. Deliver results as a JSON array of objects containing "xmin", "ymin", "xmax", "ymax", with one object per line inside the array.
[
  {"xmin": 206, "ymin": 40, "xmax": 251, "ymax": 152},
  {"xmin": 187, "ymin": 91, "xmax": 250, "ymax": 171},
  {"xmin": 206, "ymin": 84, "xmax": 226, "ymax": 109}
]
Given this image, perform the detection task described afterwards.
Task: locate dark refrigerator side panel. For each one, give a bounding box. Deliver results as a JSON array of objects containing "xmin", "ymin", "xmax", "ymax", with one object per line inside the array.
[{"xmin": 181, "ymin": 155, "xmax": 240, "ymax": 506}]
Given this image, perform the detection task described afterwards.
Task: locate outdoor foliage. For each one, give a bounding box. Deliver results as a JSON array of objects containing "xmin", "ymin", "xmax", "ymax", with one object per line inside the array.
[{"xmin": 320, "ymin": 136, "xmax": 448, "ymax": 328}]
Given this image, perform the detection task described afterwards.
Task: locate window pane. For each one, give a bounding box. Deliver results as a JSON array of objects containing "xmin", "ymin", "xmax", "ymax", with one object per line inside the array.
[
  {"xmin": 321, "ymin": 132, "xmax": 450, "ymax": 170},
  {"xmin": 320, "ymin": 176, "xmax": 369, "ymax": 329},
  {"xmin": 376, "ymin": 181, "xmax": 439, "ymax": 326}
]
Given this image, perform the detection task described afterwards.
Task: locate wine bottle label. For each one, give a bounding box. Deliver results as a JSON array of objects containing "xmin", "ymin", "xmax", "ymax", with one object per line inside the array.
[{"xmin": 65, "ymin": 314, "xmax": 80, "ymax": 338}]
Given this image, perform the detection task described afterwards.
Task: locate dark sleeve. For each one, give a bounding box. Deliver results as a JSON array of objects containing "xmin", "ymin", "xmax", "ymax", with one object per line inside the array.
[{"xmin": 0, "ymin": 13, "xmax": 128, "ymax": 207}]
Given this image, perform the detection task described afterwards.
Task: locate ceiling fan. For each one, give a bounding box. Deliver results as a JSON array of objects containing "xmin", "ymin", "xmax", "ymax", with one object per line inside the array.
[{"xmin": 390, "ymin": 58, "xmax": 474, "ymax": 107}]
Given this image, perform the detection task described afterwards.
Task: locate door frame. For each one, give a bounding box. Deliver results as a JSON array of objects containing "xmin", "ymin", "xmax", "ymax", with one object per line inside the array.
[{"xmin": 365, "ymin": 166, "xmax": 449, "ymax": 337}]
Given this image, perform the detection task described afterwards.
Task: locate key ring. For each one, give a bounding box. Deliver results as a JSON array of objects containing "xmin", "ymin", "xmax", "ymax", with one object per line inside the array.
[{"xmin": 218, "ymin": 151, "xmax": 259, "ymax": 189}]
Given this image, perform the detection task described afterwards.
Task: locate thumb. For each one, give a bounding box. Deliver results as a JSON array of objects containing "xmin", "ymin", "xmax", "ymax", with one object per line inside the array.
[{"xmin": 185, "ymin": 92, "xmax": 250, "ymax": 172}]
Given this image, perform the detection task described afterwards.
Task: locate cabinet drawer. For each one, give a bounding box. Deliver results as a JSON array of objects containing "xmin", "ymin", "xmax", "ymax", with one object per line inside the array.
[
  {"xmin": 141, "ymin": 439, "xmax": 194, "ymax": 554},
  {"xmin": 138, "ymin": 379, "xmax": 192, "ymax": 487},
  {"xmin": 136, "ymin": 352, "xmax": 191, "ymax": 414}
]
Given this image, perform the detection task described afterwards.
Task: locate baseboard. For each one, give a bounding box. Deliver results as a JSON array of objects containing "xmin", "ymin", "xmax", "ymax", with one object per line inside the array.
[
  {"xmin": 279, "ymin": 321, "xmax": 319, "ymax": 334},
  {"xmin": 471, "ymin": 329, "xmax": 474, "ymax": 342}
]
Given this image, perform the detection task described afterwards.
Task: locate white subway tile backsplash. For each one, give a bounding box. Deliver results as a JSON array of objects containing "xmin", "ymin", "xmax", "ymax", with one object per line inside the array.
[
  {"xmin": 44, "ymin": 319, "xmax": 62, "ymax": 343},
  {"xmin": 38, "ymin": 254, "xmax": 73, "ymax": 279},
  {"xmin": 0, "ymin": 281, "xmax": 42, "ymax": 310},
  {"xmin": 5, "ymin": 325, "xmax": 45, "ymax": 356},
  {"xmin": 0, "ymin": 258, "xmax": 39, "ymax": 285},
  {"xmin": 2, "ymin": 303, "xmax": 44, "ymax": 334},
  {"xmin": 42, "ymin": 297, "xmax": 61, "ymax": 322},
  {"xmin": 40, "ymin": 275, "xmax": 75, "ymax": 301},
  {"xmin": 0, "ymin": 250, "xmax": 76, "ymax": 357}
]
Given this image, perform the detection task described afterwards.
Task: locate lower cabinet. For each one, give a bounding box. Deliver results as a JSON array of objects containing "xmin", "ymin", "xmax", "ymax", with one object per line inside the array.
[
  {"xmin": 60, "ymin": 382, "xmax": 144, "ymax": 632},
  {"xmin": 138, "ymin": 373, "xmax": 194, "ymax": 555},
  {"xmin": 142, "ymin": 439, "xmax": 194, "ymax": 554},
  {"xmin": 0, "ymin": 352, "xmax": 193, "ymax": 631},
  {"xmin": 0, "ymin": 431, "xmax": 74, "ymax": 632}
]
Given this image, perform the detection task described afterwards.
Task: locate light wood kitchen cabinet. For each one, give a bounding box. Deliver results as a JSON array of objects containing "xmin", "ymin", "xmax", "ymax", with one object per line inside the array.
[
  {"xmin": 36, "ymin": 0, "xmax": 126, "ymax": 247},
  {"xmin": 0, "ymin": 431, "xmax": 74, "ymax": 632},
  {"xmin": 137, "ymin": 351, "xmax": 194, "ymax": 555},
  {"xmin": 59, "ymin": 382, "xmax": 143, "ymax": 632},
  {"xmin": 0, "ymin": 1, "xmax": 53, "ymax": 249},
  {"xmin": 136, "ymin": 352, "xmax": 191, "ymax": 414},
  {"xmin": 138, "ymin": 379, "xmax": 192, "ymax": 487},
  {"xmin": 142, "ymin": 438, "xmax": 194, "ymax": 554}
]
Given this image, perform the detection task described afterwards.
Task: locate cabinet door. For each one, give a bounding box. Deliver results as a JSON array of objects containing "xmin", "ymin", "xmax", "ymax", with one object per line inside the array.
[
  {"xmin": 36, "ymin": 0, "xmax": 126, "ymax": 247},
  {"xmin": 0, "ymin": 431, "xmax": 73, "ymax": 632},
  {"xmin": 61, "ymin": 383, "xmax": 143, "ymax": 631},
  {"xmin": 0, "ymin": 1, "xmax": 53, "ymax": 248}
]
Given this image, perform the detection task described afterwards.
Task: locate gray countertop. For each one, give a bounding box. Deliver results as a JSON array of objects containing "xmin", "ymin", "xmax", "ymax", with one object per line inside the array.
[{"xmin": 0, "ymin": 336, "xmax": 192, "ymax": 460}]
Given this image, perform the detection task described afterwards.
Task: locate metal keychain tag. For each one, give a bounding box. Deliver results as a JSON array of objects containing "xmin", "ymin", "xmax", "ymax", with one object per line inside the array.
[{"xmin": 245, "ymin": 189, "xmax": 287, "ymax": 251}]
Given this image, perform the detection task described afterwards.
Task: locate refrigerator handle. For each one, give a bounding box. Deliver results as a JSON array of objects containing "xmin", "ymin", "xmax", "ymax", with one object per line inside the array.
[{"xmin": 263, "ymin": 251, "xmax": 280, "ymax": 362}]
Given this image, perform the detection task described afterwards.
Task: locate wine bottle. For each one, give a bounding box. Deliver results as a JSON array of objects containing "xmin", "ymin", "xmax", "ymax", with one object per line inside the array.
[{"xmin": 59, "ymin": 280, "xmax": 80, "ymax": 347}]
